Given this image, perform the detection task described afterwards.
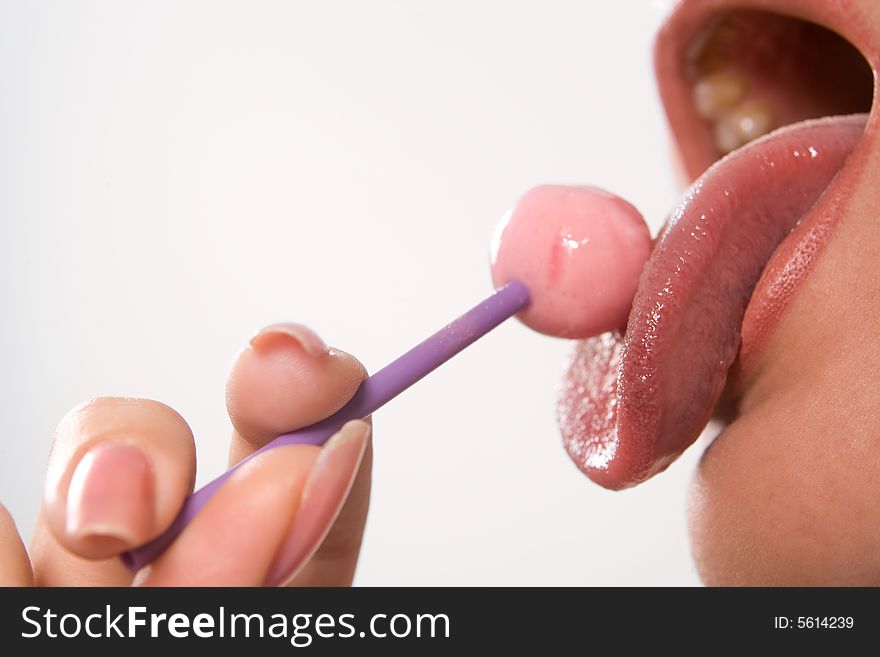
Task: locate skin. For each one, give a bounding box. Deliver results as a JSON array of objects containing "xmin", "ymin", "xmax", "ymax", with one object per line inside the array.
[
  {"xmin": 2, "ymin": 0, "xmax": 879, "ymax": 586},
  {"xmin": 0, "ymin": 324, "xmax": 373, "ymax": 586},
  {"xmin": 689, "ymin": 140, "xmax": 880, "ymax": 585}
]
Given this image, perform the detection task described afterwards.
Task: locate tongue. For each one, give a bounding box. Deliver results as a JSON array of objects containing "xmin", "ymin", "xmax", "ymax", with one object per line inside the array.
[{"xmin": 558, "ymin": 114, "xmax": 866, "ymax": 489}]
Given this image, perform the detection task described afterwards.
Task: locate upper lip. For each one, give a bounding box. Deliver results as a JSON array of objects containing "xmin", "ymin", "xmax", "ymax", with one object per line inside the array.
[{"xmin": 654, "ymin": 0, "xmax": 879, "ymax": 182}]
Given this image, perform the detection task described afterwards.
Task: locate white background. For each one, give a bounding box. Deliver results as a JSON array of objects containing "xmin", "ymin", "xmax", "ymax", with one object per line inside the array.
[{"xmin": 0, "ymin": 0, "xmax": 702, "ymax": 585}]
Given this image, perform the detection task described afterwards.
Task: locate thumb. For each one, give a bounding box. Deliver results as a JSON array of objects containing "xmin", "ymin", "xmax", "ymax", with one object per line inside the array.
[{"xmin": 266, "ymin": 420, "xmax": 372, "ymax": 587}]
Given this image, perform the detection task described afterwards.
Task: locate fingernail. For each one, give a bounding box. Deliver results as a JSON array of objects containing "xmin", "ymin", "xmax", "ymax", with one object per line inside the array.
[
  {"xmin": 266, "ymin": 421, "xmax": 370, "ymax": 586},
  {"xmin": 65, "ymin": 443, "xmax": 154, "ymax": 545},
  {"xmin": 249, "ymin": 323, "xmax": 330, "ymax": 358}
]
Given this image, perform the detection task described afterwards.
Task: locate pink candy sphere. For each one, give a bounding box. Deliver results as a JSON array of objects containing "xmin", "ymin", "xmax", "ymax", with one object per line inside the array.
[{"xmin": 490, "ymin": 185, "xmax": 652, "ymax": 338}]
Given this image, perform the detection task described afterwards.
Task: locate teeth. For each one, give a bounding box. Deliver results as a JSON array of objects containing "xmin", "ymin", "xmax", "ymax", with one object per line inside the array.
[
  {"xmin": 693, "ymin": 71, "xmax": 748, "ymax": 120},
  {"xmin": 712, "ymin": 101, "xmax": 775, "ymax": 154},
  {"xmin": 687, "ymin": 16, "xmax": 776, "ymax": 155}
]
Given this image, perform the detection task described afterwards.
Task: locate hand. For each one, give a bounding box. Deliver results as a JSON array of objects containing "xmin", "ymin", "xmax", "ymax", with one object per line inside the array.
[{"xmin": 0, "ymin": 323, "xmax": 372, "ymax": 586}]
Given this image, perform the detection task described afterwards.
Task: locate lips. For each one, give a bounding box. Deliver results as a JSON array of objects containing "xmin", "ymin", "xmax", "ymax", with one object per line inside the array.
[{"xmin": 558, "ymin": 0, "xmax": 877, "ymax": 489}]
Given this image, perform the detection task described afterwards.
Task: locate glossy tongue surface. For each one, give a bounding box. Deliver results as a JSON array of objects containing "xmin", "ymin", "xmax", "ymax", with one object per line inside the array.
[{"xmin": 559, "ymin": 114, "xmax": 866, "ymax": 489}]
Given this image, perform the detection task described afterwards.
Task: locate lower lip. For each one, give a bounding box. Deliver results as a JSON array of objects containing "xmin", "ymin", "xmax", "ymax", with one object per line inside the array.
[
  {"xmin": 734, "ymin": 137, "xmax": 865, "ymax": 384},
  {"xmin": 558, "ymin": 114, "xmax": 866, "ymax": 489}
]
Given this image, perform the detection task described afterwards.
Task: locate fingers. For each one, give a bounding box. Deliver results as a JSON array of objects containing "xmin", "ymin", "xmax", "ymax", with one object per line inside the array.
[
  {"xmin": 266, "ymin": 421, "xmax": 372, "ymax": 586},
  {"xmin": 142, "ymin": 422, "xmax": 370, "ymax": 586},
  {"xmin": 31, "ymin": 398, "xmax": 196, "ymax": 585},
  {"xmin": 0, "ymin": 505, "xmax": 33, "ymax": 586},
  {"xmin": 140, "ymin": 444, "xmax": 319, "ymax": 586},
  {"xmin": 226, "ymin": 323, "xmax": 366, "ymax": 463}
]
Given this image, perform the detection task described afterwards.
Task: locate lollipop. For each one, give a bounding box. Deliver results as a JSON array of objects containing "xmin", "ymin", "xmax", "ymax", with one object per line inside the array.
[
  {"xmin": 491, "ymin": 184, "xmax": 651, "ymax": 338},
  {"xmin": 121, "ymin": 184, "xmax": 652, "ymax": 571}
]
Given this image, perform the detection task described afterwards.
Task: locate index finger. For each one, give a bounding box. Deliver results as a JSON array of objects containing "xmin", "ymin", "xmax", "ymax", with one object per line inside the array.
[{"xmin": 225, "ymin": 322, "xmax": 367, "ymax": 464}]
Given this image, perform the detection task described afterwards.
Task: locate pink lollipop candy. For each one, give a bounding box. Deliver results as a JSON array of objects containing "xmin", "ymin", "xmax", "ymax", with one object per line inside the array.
[{"xmin": 490, "ymin": 184, "xmax": 652, "ymax": 338}]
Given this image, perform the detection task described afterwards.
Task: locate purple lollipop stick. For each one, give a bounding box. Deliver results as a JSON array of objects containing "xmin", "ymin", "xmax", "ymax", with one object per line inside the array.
[{"xmin": 121, "ymin": 280, "xmax": 530, "ymax": 572}]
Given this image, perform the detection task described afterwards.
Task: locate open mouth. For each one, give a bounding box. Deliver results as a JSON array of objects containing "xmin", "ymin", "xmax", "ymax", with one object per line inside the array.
[{"xmin": 558, "ymin": 0, "xmax": 877, "ymax": 489}]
